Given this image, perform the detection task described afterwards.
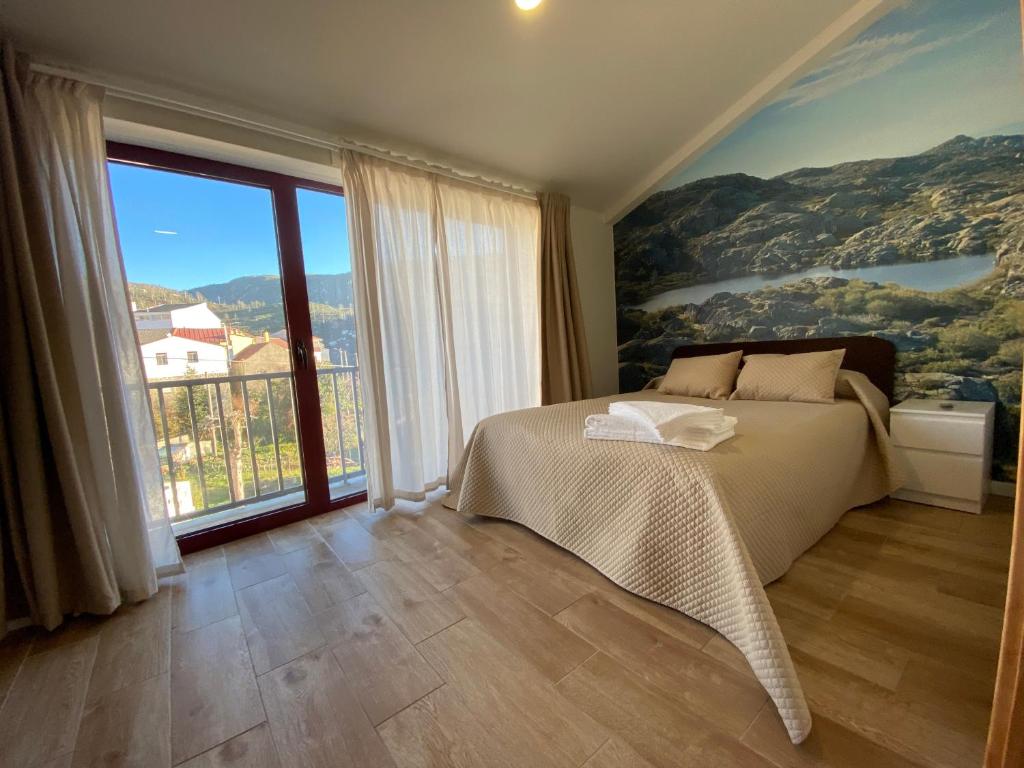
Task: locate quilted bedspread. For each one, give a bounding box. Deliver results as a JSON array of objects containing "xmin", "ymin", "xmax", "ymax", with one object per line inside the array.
[{"xmin": 447, "ymin": 377, "xmax": 900, "ymax": 743}]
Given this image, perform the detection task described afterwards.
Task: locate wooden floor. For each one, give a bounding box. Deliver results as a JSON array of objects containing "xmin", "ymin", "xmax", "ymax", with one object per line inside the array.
[{"xmin": 0, "ymin": 494, "xmax": 1013, "ymax": 768}]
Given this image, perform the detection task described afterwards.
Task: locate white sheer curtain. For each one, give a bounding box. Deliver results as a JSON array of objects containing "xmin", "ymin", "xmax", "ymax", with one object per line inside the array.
[
  {"xmin": 438, "ymin": 177, "xmax": 541, "ymax": 457},
  {"xmin": 24, "ymin": 73, "xmax": 180, "ymax": 604},
  {"xmin": 342, "ymin": 151, "xmax": 540, "ymax": 509}
]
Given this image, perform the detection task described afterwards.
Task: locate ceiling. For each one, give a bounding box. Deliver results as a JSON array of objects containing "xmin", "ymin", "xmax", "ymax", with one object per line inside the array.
[{"xmin": 3, "ymin": 0, "xmax": 883, "ymax": 218}]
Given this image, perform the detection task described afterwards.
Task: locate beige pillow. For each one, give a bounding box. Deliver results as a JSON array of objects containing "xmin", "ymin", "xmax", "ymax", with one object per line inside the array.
[
  {"xmin": 731, "ymin": 349, "xmax": 846, "ymax": 403},
  {"xmin": 658, "ymin": 350, "xmax": 743, "ymax": 400}
]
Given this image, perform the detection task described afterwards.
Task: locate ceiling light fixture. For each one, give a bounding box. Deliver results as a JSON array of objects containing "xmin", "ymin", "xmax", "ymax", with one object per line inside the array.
[{"xmin": 515, "ymin": 0, "xmax": 543, "ymax": 10}]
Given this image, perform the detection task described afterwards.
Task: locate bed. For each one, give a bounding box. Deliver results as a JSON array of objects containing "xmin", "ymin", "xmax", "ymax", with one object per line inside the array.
[{"xmin": 447, "ymin": 336, "xmax": 901, "ymax": 744}]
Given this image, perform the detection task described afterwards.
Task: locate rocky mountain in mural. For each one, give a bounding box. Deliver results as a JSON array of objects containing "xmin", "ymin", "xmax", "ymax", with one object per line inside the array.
[
  {"xmin": 614, "ymin": 135, "xmax": 1024, "ymax": 481},
  {"xmin": 616, "ymin": 135, "xmax": 1024, "ymax": 304}
]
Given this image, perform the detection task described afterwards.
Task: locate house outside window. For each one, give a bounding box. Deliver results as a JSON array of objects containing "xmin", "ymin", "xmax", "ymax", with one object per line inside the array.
[
  {"xmin": 156, "ymin": 353, "xmax": 168, "ymax": 366},
  {"xmin": 186, "ymin": 350, "xmax": 199, "ymax": 363}
]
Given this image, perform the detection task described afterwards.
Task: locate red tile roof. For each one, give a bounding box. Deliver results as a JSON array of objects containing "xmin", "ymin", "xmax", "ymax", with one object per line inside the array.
[{"xmin": 173, "ymin": 328, "xmax": 227, "ymax": 344}]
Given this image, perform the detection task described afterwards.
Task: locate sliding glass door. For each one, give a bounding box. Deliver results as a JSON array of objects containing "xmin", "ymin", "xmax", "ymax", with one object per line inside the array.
[
  {"xmin": 106, "ymin": 143, "xmax": 363, "ymax": 543},
  {"xmin": 295, "ymin": 189, "xmax": 367, "ymax": 501}
]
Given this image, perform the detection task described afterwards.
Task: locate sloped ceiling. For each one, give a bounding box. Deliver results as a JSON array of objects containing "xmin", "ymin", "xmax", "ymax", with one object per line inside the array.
[{"xmin": 2, "ymin": 0, "xmax": 890, "ymax": 219}]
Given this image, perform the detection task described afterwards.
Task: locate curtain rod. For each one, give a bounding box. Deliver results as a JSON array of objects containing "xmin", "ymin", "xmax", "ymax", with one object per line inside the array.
[{"xmin": 29, "ymin": 62, "xmax": 538, "ymax": 200}]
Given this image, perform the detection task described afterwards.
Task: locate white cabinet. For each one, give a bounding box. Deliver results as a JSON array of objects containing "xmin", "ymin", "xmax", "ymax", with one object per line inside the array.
[{"xmin": 890, "ymin": 399, "xmax": 994, "ymax": 514}]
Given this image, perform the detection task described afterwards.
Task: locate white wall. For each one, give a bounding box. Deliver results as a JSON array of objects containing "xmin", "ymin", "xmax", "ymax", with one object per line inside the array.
[
  {"xmin": 570, "ymin": 205, "xmax": 618, "ymax": 396},
  {"xmin": 170, "ymin": 304, "xmax": 222, "ymax": 329},
  {"xmin": 141, "ymin": 337, "xmax": 228, "ymax": 380}
]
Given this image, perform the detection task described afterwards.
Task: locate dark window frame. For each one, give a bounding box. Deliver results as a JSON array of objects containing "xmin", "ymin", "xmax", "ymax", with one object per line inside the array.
[{"xmin": 107, "ymin": 141, "xmax": 365, "ymax": 554}]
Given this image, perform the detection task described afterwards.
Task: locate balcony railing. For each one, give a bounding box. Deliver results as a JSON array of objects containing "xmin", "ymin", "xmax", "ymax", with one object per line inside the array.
[{"xmin": 147, "ymin": 366, "xmax": 366, "ymax": 524}]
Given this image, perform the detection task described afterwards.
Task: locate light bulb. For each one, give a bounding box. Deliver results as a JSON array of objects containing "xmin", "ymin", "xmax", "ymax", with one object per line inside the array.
[{"xmin": 516, "ymin": 0, "xmax": 543, "ymax": 10}]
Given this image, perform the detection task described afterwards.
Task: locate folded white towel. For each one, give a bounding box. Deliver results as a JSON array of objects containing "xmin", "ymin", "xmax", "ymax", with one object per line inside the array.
[
  {"xmin": 609, "ymin": 401, "xmax": 726, "ymax": 431},
  {"xmin": 606, "ymin": 400, "xmax": 735, "ymax": 446},
  {"xmin": 584, "ymin": 413, "xmax": 736, "ymax": 451}
]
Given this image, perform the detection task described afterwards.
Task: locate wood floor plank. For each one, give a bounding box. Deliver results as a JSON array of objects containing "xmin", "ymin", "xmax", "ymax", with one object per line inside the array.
[
  {"xmin": 448, "ymin": 572, "xmax": 595, "ymax": 682},
  {"xmin": 27, "ymin": 615, "xmax": 104, "ymax": 657},
  {"xmin": 470, "ymin": 518, "xmax": 614, "ymax": 591},
  {"xmin": 936, "ymin": 569, "xmax": 1007, "ymax": 608},
  {"xmin": 350, "ymin": 505, "xmax": 422, "ymax": 539},
  {"xmin": 0, "ymin": 636, "xmax": 97, "ymax": 768},
  {"xmin": 556, "ymin": 593, "xmax": 766, "ymax": 736},
  {"xmin": 308, "ymin": 506, "xmax": 355, "ymax": 533},
  {"xmin": 582, "ymin": 738, "xmax": 656, "ymax": 768},
  {"xmin": 556, "ymin": 652, "xmax": 774, "ymax": 768},
  {"xmin": 790, "ymin": 647, "xmax": 984, "ymax": 768},
  {"xmin": 377, "ymin": 684, "xmax": 518, "ymax": 768},
  {"xmin": 236, "ymin": 574, "xmax": 325, "ymax": 675},
  {"xmin": 320, "ymin": 516, "xmax": 398, "ymax": 570},
  {"xmin": 267, "ymin": 521, "xmax": 321, "ymax": 554},
  {"xmin": 389, "ymin": 528, "xmax": 482, "ymax": 592},
  {"xmin": 71, "ymin": 672, "xmax": 170, "ymax": 768},
  {"xmin": 829, "ymin": 587, "xmax": 1002, "ymax": 674},
  {"xmin": 417, "ymin": 618, "xmax": 607, "ymax": 767},
  {"xmin": 85, "ymin": 589, "xmax": 171, "ymax": 702},
  {"xmin": 357, "ymin": 561, "xmax": 464, "ymax": 644},
  {"xmin": 176, "ymin": 723, "xmax": 281, "ymax": 768},
  {"xmin": 170, "ymin": 616, "xmax": 265, "ymax": 765},
  {"xmin": 319, "ymin": 593, "xmax": 442, "ymax": 725},
  {"xmin": 281, "ymin": 540, "xmax": 366, "ymax": 613},
  {"xmin": 258, "ymin": 648, "xmax": 396, "ymax": 768},
  {"xmin": 0, "ymin": 626, "xmax": 37, "ymax": 710},
  {"xmin": 171, "ymin": 548, "xmax": 238, "ymax": 633},
  {"xmin": 741, "ymin": 702, "xmax": 923, "ymax": 768},
  {"xmin": 225, "ymin": 534, "xmax": 288, "ymax": 591},
  {"xmin": 485, "ymin": 554, "xmax": 593, "ymax": 616},
  {"xmin": 597, "ymin": 587, "xmax": 715, "ymax": 650},
  {"xmin": 771, "ymin": 600, "xmax": 909, "ymax": 691},
  {"xmin": 409, "ymin": 512, "xmax": 517, "ymax": 572},
  {"xmin": 895, "ymin": 656, "xmax": 997, "ymax": 737},
  {"xmin": 764, "ymin": 557, "xmax": 855, "ymax": 621},
  {"xmin": 860, "ymin": 500, "xmax": 965, "ymax": 533}
]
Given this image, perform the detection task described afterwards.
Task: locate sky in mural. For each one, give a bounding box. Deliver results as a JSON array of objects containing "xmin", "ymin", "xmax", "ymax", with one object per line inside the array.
[{"xmin": 665, "ymin": 0, "xmax": 1024, "ymax": 187}]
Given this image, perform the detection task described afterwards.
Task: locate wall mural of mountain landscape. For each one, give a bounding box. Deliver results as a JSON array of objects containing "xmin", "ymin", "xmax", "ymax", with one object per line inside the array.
[{"xmin": 614, "ymin": 0, "xmax": 1024, "ymax": 481}]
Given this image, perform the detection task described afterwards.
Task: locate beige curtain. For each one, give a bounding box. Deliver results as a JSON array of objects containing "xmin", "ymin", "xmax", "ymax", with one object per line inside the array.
[
  {"xmin": 985, "ymin": 364, "xmax": 1024, "ymax": 767},
  {"xmin": 0, "ymin": 45, "xmax": 181, "ymax": 634},
  {"xmin": 341, "ymin": 151, "xmax": 541, "ymax": 509},
  {"xmin": 538, "ymin": 192, "xmax": 591, "ymax": 404}
]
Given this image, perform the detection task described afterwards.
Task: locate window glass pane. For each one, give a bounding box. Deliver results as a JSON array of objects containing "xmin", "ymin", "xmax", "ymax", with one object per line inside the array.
[
  {"xmin": 108, "ymin": 160, "xmax": 306, "ymax": 531},
  {"xmin": 295, "ymin": 188, "xmax": 365, "ymax": 500}
]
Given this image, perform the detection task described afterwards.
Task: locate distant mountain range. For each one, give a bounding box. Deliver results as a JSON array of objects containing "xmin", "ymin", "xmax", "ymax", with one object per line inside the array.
[
  {"xmin": 191, "ymin": 273, "xmax": 354, "ymax": 308},
  {"xmin": 130, "ymin": 274, "xmax": 353, "ymax": 312},
  {"xmin": 615, "ymin": 134, "xmax": 1024, "ymax": 304},
  {"xmin": 128, "ymin": 273, "xmax": 355, "ymax": 343}
]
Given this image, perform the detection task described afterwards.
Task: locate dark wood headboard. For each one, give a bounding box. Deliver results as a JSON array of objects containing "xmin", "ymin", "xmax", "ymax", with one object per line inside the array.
[{"xmin": 671, "ymin": 336, "xmax": 897, "ymax": 403}]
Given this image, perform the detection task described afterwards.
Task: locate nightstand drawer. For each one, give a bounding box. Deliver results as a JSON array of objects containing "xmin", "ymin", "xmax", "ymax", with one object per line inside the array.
[
  {"xmin": 891, "ymin": 413, "xmax": 985, "ymax": 455},
  {"xmin": 898, "ymin": 447, "xmax": 986, "ymax": 501}
]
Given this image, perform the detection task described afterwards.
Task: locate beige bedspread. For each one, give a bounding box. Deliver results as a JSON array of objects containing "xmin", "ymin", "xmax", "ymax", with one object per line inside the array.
[{"xmin": 447, "ymin": 377, "xmax": 900, "ymax": 744}]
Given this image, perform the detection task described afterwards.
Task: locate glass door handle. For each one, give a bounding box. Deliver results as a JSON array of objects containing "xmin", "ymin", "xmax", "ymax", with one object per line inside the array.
[{"xmin": 295, "ymin": 338, "xmax": 309, "ymax": 370}]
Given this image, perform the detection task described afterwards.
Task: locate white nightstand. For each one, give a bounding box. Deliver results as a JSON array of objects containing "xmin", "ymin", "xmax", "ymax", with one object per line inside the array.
[{"xmin": 890, "ymin": 399, "xmax": 995, "ymax": 514}]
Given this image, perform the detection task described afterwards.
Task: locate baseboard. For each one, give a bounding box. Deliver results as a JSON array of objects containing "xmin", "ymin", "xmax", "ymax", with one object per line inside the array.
[{"xmin": 990, "ymin": 480, "xmax": 1016, "ymax": 498}]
